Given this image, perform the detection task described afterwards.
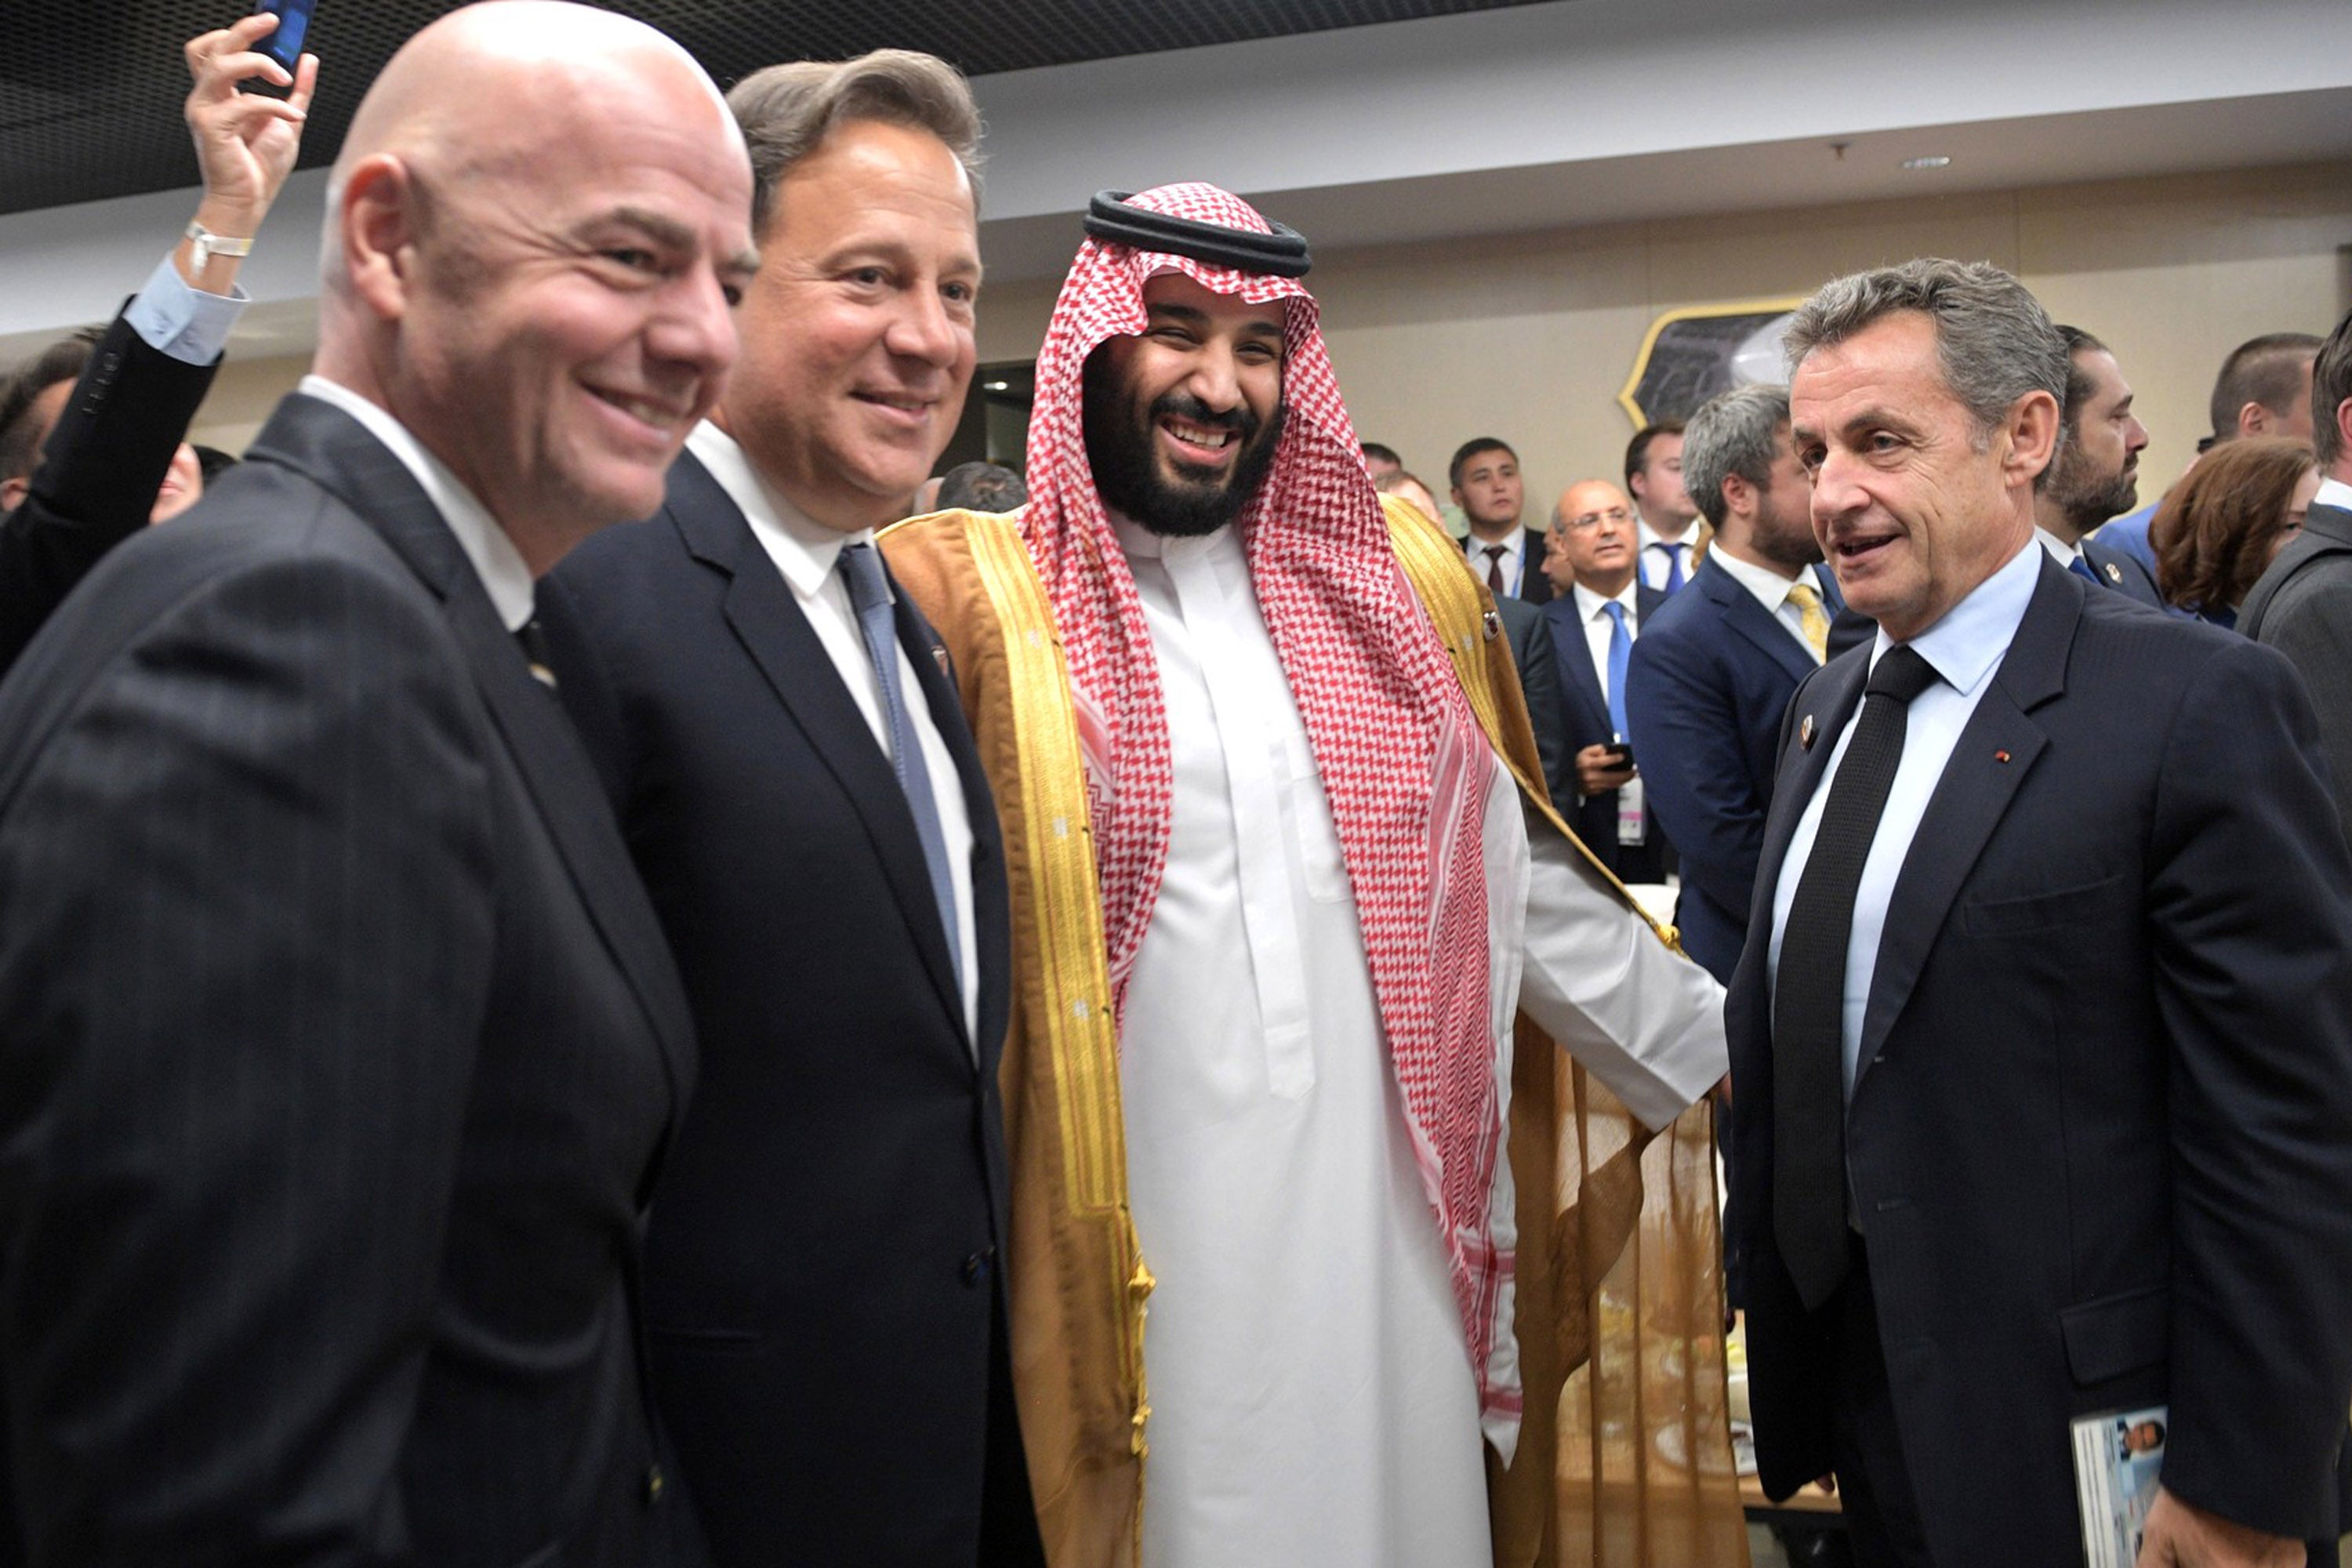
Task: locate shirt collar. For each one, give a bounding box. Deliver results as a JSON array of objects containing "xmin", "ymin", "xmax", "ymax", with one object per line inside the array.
[
  {"xmin": 1572, "ymin": 578, "xmax": 1639, "ymax": 622},
  {"xmin": 1109, "ymin": 510, "xmax": 1240, "ymax": 567},
  {"xmin": 1710, "ymin": 545, "xmax": 1805, "ymax": 612},
  {"xmin": 1875, "ymin": 535, "xmax": 2042, "ymax": 698},
  {"xmin": 1637, "ymin": 517, "xmax": 1698, "ymax": 554},
  {"xmin": 2032, "ymin": 525, "xmax": 2083, "ymax": 566},
  {"xmin": 2316, "ymin": 476, "xmax": 2352, "ymax": 513},
  {"xmin": 297, "ymin": 374, "xmax": 535, "ymax": 632},
  {"xmin": 686, "ymin": 420, "xmax": 872, "ymax": 600}
]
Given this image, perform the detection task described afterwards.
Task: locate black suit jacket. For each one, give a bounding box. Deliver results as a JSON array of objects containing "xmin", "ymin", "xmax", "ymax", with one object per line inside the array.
[
  {"xmin": 1624, "ymin": 557, "xmax": 1831, "ymax": 983},
  {"xmin": 0, "ymin": 305, "xmax": 215, "ymax": 677},
  {"xmin": 0, "ymin": 394, "xmax": 699, "ymax": 1566},
  {"xmin": 1730, "ymin": 556, "xmax": 2352, "ymax": 1558},
  {"xmin": 1493, "ymin": 592, "xmax": 1571, "ymax": 805},
  {"xmin": 1542, "ymin": 582, "xmax": 1671, "ymax": 880},
  {"xmin": 536, "ymin": 451, "xmax": 1019, "ymax": 1566},
  {"xmin": 2242, "ymin": 501, "xmax": 2352, "ymax": 852}
]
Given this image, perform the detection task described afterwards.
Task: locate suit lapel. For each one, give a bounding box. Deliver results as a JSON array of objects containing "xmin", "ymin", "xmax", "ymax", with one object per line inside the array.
[
  {"xmin": 666, "ymin": 456, "xmax": 967, "ymax": 1039},
  {"xmin": 1705, "ymin": 564, "xmax": 1818, "ymax": 686},
  {"xmin": 1853, "ymin": 560, "xmax": 2075, "ymax": 1085},
  {"xmin": 1749, "ymin": 648, "xmax": 1868, "ymax": 945},
  {"xmin": 253, "ymin": 395, "xmax": 698, "ymax": 1125},
  {"xmin": 1542, "ymin": 597, "xmax": 1610, "ymax": 739}
]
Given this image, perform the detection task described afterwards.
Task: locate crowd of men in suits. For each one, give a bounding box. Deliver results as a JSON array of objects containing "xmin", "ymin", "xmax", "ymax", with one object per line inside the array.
[{"xmin": 3, "ymin": 5, "xmax": 2352, "ymax": 1567}]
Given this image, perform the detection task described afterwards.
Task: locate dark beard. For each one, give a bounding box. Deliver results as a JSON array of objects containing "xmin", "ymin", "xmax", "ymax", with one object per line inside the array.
[
  {"xmin": 1082, "ymin": 349, "xmax": 1286, "ymax": 538},
  {"xmin": 2049, "ymin": 447, "xmax": 2140, "ymax": 535}
]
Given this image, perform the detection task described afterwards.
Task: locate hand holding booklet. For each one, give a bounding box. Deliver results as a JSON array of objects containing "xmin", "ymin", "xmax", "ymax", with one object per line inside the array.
[{"xmin": 2071, "ymin": 1404, "xmax": 2169, "ymax": 1568}]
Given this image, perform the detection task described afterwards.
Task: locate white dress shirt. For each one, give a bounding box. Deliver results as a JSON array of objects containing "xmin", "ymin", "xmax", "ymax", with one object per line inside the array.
[
  {"xmin": 2316, "ymin": 477, "xmax": 2352, "ymax": 512},
  {"xmin": 1462, "ymin": 529, "xmax": 1530, "ymax": 597},
  {"xmin": 1570, "ymin": 578, "xmax": 1642, "ymax": 722},
  {"xmin": 1113, "ymin": 514, "xmax": 1492, "ymax": 1568},
  {"xmin": 688, "ymin": 421, "xmax": 980, "ymax": 1043},
  {"xmin": 1711, "ymin": 549, "xmax": 1830, "ymax": 664},
  {"xmin": 1768, "ymin": 539, "xmax": 2042, "ymax": 1094},
  {"xmin": 1637, "ymin": 518, "xmax": 1700, "ymax": 592},
  {"xmin": 2034, "ymin": 524, "xmax": 2092, "ymax": 574},
  {"xmin": 296, "ymin": 375, "xmax": 535, "ymax": 633}
]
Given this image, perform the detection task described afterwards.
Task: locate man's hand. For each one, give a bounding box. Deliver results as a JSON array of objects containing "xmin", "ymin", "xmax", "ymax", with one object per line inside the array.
[
  {"xmin": 2136, "ymin": 1487, "xmax": 2303, "ymax": 1568},
  {"xmin": 1573, "ymin": 742, "xmax": 1635, "ymax": 800},
  {"xmin": 178, "ymin": 13, "xmax": 317, "ymax": 289}
]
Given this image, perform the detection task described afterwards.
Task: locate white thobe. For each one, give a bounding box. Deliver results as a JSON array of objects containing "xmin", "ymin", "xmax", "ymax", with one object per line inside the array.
[{"xmin": 1112, "ymin": 518, "xmax": 1730, "ymax": 1568}]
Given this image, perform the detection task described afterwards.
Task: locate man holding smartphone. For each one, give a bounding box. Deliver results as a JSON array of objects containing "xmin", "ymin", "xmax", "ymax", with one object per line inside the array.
[
  {"xmin": 1539, "ymin": 476, "xmax": 1674, "ymax": 880},
  {"xmin": 0, "ymin": 9, "xmax": 315, "ymax": 675}
]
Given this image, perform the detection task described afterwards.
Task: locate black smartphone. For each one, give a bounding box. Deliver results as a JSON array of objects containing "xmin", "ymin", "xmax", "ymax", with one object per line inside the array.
[
  {"xmin": 252, "ymin": 0, "xmax": 315, "ymax": 71},
  {"xmin": 1605, "ymin": 742, "xmax": 1634, "ymax": 768}
]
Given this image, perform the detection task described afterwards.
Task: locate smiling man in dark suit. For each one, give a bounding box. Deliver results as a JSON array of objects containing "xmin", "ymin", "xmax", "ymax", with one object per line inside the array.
[
  {"xmin": 1733, "ymin": 258, "xmax": 2352, "ymax": 1568},
  {"xmin": 0, "ymin": 8, "xmax": 751, "ymax": 1560},
  {"xmin": 537, "ymin": 50, "xmax": 1041, "ymax": 1567},
  {"xmin": 1540, "ymin": 477, "xmax": 1669, "ymax": 880}
]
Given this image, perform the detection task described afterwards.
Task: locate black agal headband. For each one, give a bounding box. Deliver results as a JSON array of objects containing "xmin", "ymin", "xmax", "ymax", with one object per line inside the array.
[{"xmin": 1083, "ymin": 191, "xmax": 1312, "ymax": 278}]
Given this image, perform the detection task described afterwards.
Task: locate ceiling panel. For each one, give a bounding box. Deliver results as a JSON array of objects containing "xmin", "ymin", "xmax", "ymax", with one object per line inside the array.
[{"xmin": 2, "ymin": 0, "xmax": 1561, "ymax": 216}]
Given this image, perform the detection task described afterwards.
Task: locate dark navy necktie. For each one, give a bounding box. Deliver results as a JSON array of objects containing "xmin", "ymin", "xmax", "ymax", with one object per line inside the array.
[
  {"xmin": 839, "ymin": 542, "xmax": 961, "ymax": 994},
  {"xmin": 1771, "ymin": 644, "xmax": 1940, "ymax": 1308}
]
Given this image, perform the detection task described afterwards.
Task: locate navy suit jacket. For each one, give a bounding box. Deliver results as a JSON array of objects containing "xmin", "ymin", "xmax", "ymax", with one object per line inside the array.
[
  {"xmin": 1623, "ymin": 557, "xmax": 1838, "ymax": 983},
  {"xmin": 537, "ymin": 452, "xmax": 1018, "ymax": 1566},
  {"xmin": 0, "ymin": 395, "xmax": 699, "ymax": 1565},
  {"xmin": 2081, "ymin": 532, "xmax": 2167, "ymax": 611},
  {"xmin": 1730, "ymin": 556, "xmax": 2352, "ymax": 1559},
  {"xmin": 1542, "ymin": 581, "xmax": 1669, "ymax": 879}
]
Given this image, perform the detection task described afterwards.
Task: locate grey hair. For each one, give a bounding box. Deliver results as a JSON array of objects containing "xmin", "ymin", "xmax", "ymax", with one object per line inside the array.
[
  {"xmin": 728, "ymin": 50, "xmax": 982, "ymax": 239},
  {"xmin": 1681, "ymin": 383, "xmax": 1791, "ymax": 528},
  {"xmin": 1784, "ymin": 258, "xmax": 2070, "ymax": 488}
]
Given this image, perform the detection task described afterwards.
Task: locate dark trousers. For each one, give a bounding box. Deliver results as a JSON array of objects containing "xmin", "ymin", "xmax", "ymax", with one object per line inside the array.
[
  {"xmin": 978, "ymin": 1296, "xmax": 1047, "ymax": 1568},
  {"xmin": 1827, "ymin": 1241, "xmax": 1935, "ymax": 1568}
]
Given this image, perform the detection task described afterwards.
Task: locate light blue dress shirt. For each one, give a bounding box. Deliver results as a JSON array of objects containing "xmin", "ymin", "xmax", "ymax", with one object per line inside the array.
[
  {"xmin": 122, "ymin": 253, "xmax": 249, "ymax": 366},
  {"xmin": 1767, "ymin": 538, "xmax": 2044, "ymax": 1095}
]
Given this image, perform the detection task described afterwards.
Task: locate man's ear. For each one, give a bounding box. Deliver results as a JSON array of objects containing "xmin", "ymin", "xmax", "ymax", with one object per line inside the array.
[
  {"xmin": 2238, "ymin": 399, "xmax": 2272, "ymax": 439},
  {"xmin": 2000, "ymin": 388, "xmax": 2061, "ymax": 489},
  {"xmin": 337, "ymin": 154, "xmax": 420, "ymax": 325},
  {"xmin": 0, "ymin": 476, "xmax": 27, "ymax": 514},
  {"xmin": 1719, "ymin": 471, "xmax": 1754, "ymax": 521}
]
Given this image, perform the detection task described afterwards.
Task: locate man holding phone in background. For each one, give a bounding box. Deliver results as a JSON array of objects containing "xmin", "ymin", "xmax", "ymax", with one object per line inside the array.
[
  {"xmin": 0, "ymin": 8, "xmax": 315, "ymax": 675},
  {"xmin": 1541, "ymin": 476, "xmax": 1673, "ymax": 880}
]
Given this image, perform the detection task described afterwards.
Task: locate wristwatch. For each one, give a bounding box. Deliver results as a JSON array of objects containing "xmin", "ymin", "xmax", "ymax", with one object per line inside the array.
[{"xmin": 184, "ymin": 221, "xmax": 255, "ymax": 271}]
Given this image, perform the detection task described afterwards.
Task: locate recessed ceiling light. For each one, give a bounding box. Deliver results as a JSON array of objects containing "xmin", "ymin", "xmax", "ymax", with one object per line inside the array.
[{"xmin": 1900, "ymin": 155, "xmax": 1954, "ymax": 171}]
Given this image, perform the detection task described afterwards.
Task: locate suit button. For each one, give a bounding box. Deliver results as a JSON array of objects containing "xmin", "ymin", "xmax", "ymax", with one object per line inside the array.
[
  {"xmin": 644, "ymin": 1465, "xmax": 666, "ymax": 1505},
  {"xmin": 962, "ymin": 1247, "xmax": 996, "ymax": 1286}
]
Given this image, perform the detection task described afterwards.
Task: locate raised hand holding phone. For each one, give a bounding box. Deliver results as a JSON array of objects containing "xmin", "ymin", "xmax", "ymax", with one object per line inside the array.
[{"xmin": 178, "ymin": 9, "xmax": 318, "ymax": 292}]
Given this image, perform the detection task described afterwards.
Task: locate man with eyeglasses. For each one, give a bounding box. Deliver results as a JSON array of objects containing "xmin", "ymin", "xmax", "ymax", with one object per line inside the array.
[{"xmin": 1541, "ymin": 478, "xmax": 1671, "ymax": 881}]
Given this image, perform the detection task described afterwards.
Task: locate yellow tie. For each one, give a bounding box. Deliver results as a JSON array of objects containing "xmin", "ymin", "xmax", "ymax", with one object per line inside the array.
[{"xmin": 1786, "ymin": 580, "xmax": 1831, "ymax": 661}]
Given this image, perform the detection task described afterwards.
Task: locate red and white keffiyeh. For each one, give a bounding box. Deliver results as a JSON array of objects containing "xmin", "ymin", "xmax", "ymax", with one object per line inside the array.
[{"xmin": 1018, "ymin": 183, "xmax": 1521, "ymax": 1428}]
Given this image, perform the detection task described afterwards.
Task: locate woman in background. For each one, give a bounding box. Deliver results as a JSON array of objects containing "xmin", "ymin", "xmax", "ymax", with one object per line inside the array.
[{"xmin": 2151, "ymin": 436, "xmax": 2318, "ymax": 629}]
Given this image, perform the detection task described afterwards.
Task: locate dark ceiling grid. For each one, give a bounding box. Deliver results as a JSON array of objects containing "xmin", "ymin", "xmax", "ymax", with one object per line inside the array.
[{"xmin": 2, "ymin": 0, "xmax": 1556, "ymax": 218}]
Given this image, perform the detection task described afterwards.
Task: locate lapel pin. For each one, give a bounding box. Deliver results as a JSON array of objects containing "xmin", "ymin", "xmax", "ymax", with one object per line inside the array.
[
  {"xmin": 931, "ymin": 644, "xmax": 953, "ymax": 680},
  {"xmin": 2103, "ymin": 562, "xmax": 2122, "ymax": 584},
  {"xmin": 1994, "ymin": 749, "xmax": 2012, "ymax": 764},
  {"xmin": 1800, "ymin": 714, "xmax": 1817, "ymax": 750}
]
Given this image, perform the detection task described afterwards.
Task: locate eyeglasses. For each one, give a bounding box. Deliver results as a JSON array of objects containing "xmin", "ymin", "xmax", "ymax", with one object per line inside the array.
[{"xmin": 1559, "ymin": 506, "xmax": 1632, "ymax": 533}]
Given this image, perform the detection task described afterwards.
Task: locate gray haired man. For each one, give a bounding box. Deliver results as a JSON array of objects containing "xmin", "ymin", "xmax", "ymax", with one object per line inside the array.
[{"xmin": 1730, "ymin": 258, "xmax": 2352, "ymax": 1567}]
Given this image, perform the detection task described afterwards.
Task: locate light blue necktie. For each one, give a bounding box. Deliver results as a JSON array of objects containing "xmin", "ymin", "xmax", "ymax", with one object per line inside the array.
[
  {"xmin": 839, "ymin": 542, "xmax": 961, "ymax": 990},
  {"xmin": 1601, "ymin": 600, "xmax": 1632, "ymax": 742},
  {"xmin": 1650, "ymin": 541, "xmax": 1686, "ymax": 595}
]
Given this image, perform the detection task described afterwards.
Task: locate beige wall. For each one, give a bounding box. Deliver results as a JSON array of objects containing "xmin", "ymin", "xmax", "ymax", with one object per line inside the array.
[{"xmin": 201, "ymin": 158, "xmax": 2352, "ymax": 520}]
